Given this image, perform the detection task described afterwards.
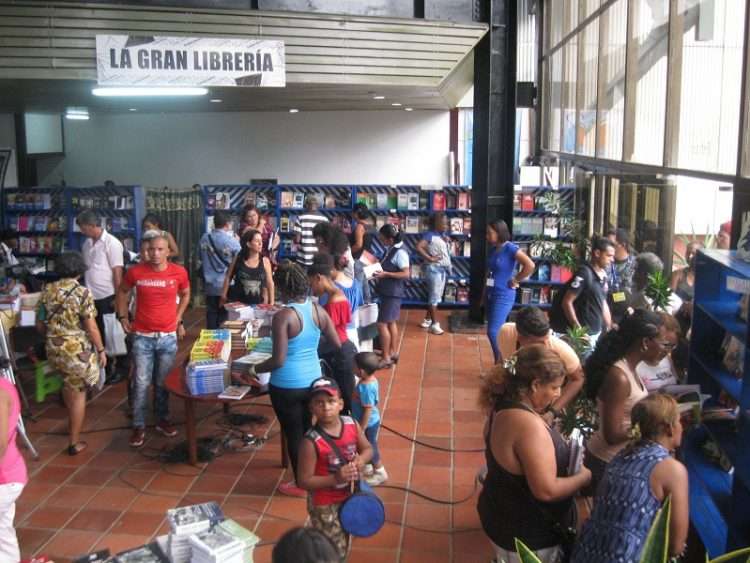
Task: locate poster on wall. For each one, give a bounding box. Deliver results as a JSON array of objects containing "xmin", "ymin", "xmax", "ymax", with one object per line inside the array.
[{"xmin": 96, "ymin": 35, "xmax": 285, "ymax": 87}]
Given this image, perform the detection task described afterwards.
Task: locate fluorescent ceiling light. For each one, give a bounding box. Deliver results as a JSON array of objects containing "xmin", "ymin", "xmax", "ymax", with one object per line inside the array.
[
  {"xmin": 210, "ymin": 99, "xmax": 223, "ymax": 103},
  {"xmin": 404, "ymin": 108, "xmax": 413, "ymax": 112},
  {"xmin": 65, "ymin": 113, "xmax": 89, "ymax": 120},
  {"xmin": 391, "ymin": 102, "xmax": 402, "ymax": 107},
  {"xmin": 92, "ymin": 87, "xmax": 208, "ymax": 97},
  {"xmin": 128, "ymin": 108, "xmax": 137, "ymax": 112},
  {"xmin": 373, "ymin": 95, "xmax": 385, "ymax": 100},
  {"xmin": 289, "ymin": 108, "xmax": 299, "ymax": 113}
]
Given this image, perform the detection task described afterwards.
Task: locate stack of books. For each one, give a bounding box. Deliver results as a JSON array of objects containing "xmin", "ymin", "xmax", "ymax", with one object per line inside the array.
[
  {"xmin": 249, "ymin": 337, "xmax": 273, "ymax": 355},
  {"xmin": 166, "ymin": 503, "xmax": 225, "ymax": 563},
  {"xmin": 215, "ymin": 518, "xmax": 261, "ymax": 561},
  {"xmin": 224, "ymin": 302, "xmax": 255, "ymax": 321},
  {"xmin": 189, "ymin": 529, "xmax": 244, "ymax": 563},
  {"xmin": 230, "ymin": 351, "xmax": 272, "ymax": 387},
  {"xmin": 186, "ymin": 360, "xmax": 229, "ymax": 395}
]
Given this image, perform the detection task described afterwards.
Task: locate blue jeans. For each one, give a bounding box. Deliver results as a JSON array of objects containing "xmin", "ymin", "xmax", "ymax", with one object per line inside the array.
[
  {"xmin": 132, "ymin": 333, "xmax": 177, "ymax": 428},
  {"xmin": 354, "ymin": 260, "xmax": 371, "ymax": 304},
  {"xmin": 365, "ymin": 423, "xmax": 381, "ymax": 466},
  {"xmin": 425, "ymin": 264, "xmax": 448, "ymax": 306},
  {"xmin": 486, "ymin": 289, "xmax": 516, "ymax": 364}
]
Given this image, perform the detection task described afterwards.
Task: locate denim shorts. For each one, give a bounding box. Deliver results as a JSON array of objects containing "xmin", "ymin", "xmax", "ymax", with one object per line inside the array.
[{"xmin": 425, "ymin": 264, "xmax": 449, "ymax": 306}]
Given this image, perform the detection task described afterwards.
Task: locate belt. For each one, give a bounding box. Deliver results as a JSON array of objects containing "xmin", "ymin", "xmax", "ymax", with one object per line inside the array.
[{"xmin": 134, "ymin": 331, "xmax": 177, "ymax": 338}]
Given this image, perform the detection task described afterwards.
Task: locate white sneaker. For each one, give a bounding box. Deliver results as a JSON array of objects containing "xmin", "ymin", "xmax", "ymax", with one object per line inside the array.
[
  {"xmin": 420, "ymin": 318, "xmax": 433, "ymax": 329},
  {"xmin": 363, "ymin": 463, "xmax": 374, "ymax": 477},
  {"xmin": 365, "ymin": 466, "xmax": 388, "ymax": 486},
  {"xmin": 429, "ymin": 322, "xmax": 445, "ymax": 335}
]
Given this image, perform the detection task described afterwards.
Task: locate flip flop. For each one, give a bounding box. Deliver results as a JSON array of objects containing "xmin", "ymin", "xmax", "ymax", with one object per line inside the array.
[{"xmin": 67, "ymin": 441, "xmax": 88, "ymax": 456}]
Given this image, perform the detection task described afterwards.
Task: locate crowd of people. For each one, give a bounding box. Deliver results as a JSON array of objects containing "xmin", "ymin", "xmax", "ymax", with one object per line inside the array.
[{"xmin": 0, "ymin": 197, "xmax": 732, "ymax": 562}]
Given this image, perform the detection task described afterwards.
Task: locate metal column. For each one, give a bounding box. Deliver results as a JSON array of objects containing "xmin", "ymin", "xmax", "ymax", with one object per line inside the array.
[{"xmin": 469, "ymin": 0, "xmax": 518, "ymax": 323}]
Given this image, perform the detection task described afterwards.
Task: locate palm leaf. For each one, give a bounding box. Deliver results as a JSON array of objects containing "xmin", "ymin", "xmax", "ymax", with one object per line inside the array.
[
  {"xmin": 708, "ymin": 547, "xmax": 750, "ymax": 563},
  {"xmin": 514, "ymin": 538, "xmax": 543, "ymax": 563},
  {"xmin": 639, "ymin": 495, "xmax": 671, "ymax": 563}
]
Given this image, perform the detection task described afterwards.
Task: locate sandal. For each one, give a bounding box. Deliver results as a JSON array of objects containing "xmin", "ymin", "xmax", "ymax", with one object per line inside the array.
[
  {"xmin": 390, "ymin": 354, "xmax": 400, "ymax": 364},
  {"xmin": 377, "ymin": 359, "xmax": 393, "ymax": 370},
  {"xmin": 67, "ymin": 442, "xmax": 88, "ymax": 456}
]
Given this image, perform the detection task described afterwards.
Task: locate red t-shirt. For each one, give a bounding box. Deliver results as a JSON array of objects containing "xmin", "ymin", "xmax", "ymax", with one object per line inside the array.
[
  {"xmin": 306, "ymin": 416, "xmax": 359, "ymax": 506},
  {"xmin": 124, "ymin": 262, "xmax": 190, "ymax": 333},
  {"xmin": 324, "ymin": 299, "xmax": 351, "ymax": 343}
]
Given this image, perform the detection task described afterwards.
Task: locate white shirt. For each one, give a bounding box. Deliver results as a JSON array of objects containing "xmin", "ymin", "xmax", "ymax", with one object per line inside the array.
[
  {"xmin": 81, "ymin": 229, "xmax": 124, "ymax": 299},
  {"xmin": 637, "ymin": 355, "xmax": 678, "ymax": 392}
]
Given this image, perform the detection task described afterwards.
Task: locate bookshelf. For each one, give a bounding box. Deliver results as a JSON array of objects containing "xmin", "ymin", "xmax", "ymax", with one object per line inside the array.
[
  {"xmin": 686, "ymin": 249, "xmax": 750, "ymax": 557},
  {"xmin": 511, "ymin": 185, "xmax": 578, "ymax": 309},
  {"xmin": 200, "ymin": 184, "xmax": 472, "ymax": 307},
  {"xmin": 4, "ymin": 185, "xmax": 145, "ymax": 275}
]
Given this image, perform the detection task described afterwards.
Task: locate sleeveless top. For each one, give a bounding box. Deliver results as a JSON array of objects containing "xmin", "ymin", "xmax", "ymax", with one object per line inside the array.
[
  {"xmin": 674, "ymin": 269, "xmax": 694, "ymax": 302},
  {"xmin": 270, "ymin": 299, "xmax": 322, "ymax": 389},
  {"xmin": 477, "ymin": 400, "xmax": 575, "ymax": 550},
  {"xmin": 571, "ymin": 442, "xmax": 670, "ymax": 563},
  {"xmin": 587, "ymin": 359, "xmax": 648, "ymax": 463},
  {"xmin": 228, "ymin": 258, "xmax": 267, "ymax": 305},
  {"xmin": 350, "ymin": 223, "xmax": 375, "ymax": 260},
  {"xmin": 0, "ymin": 378, "xmax": 28, "ymax": 485},
  {"xmin": 305, "ymin": 416, "xmax": 359, "ymax": 506},
  {"xmin": 376, "ymin": 244, "xmax": 406, "ymax": 298}
]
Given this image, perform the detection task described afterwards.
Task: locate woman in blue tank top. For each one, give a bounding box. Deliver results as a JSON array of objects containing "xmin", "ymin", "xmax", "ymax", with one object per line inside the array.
[
  {"xmin": 572, "ymin": 394, "xmax": 688, "ymax": 562},
  {"xmin": 251, "ymin": 261, "xmax": 341, "ymax": 498}
]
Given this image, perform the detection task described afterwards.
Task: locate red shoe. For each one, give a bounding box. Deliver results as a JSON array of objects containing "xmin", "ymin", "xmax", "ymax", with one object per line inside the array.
[
  {"xmin": 155, "ymin": 420, "xmax": 178, "ymax": 437},
  {"xmin": 278, "ymin": 480, "xmax": 307, "ymax": 498},
  {"xmin": 129, "ymin": 428, "xmax": 146, "ymax": 448}
]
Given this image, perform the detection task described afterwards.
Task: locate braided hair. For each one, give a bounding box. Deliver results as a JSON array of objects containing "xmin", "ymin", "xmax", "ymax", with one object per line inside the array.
[
  {"xmin": 584, "ymin": 308, "xmax": 663, "ymax": 399},
  {"xmin": 274, "ymin": 260, "xmax": 310, "ymax": 300}
]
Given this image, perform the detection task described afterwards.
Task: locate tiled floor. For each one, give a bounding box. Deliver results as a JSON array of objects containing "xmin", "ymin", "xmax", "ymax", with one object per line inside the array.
[{"xmin": 14, "ymin": 308, "xmax": 497, "ymax": 563}]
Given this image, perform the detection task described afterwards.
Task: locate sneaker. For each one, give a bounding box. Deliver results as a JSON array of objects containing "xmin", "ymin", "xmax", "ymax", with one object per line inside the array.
[
  {"xmin": 476, "ymin": 464, "xmax": 488, "ymax": 485},
  {"xmin": 129, "ymin": 428, "xmax": 146, "ymax": 448},
  {"xmin": 420, "ymin": 318, "xmax": 433, "ymax": 329},
  {"xmin": 278, "ymin": 480, "xmax": 307, "ymax": 498},
  {"xmin": 363, "ymin": 464, "xmax": 374, "ymax": 477},
  {"xmin": 429, "ymin": 322, "xmax": 445, "ymax": 335},
  {"xmin": 365, "ymin": 466, "xmax": 388, "ymax": 486},
  {"xmin": 155, "ymin": 420, "xmax": 178, "ymax": 437}
]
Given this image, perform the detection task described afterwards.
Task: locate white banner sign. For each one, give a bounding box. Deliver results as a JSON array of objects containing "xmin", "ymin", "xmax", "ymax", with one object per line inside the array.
[{"xmin": 96, "ymin": 35, "xmax": 285, "ymax": 87}]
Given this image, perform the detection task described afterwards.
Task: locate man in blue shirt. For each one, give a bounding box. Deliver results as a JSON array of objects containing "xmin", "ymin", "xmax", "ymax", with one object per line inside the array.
[{"xmin": 200, "ymin": 210, "xmax": 241, "ymax": 328}]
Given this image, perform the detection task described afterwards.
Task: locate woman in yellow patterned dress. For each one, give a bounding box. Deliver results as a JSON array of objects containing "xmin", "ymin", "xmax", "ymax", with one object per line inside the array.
[{"xmin": 36, "ymin": 252, "xmax": 107, "ymax": 455}]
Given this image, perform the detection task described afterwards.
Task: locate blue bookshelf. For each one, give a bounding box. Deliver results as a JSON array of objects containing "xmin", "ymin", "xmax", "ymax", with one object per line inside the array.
[
  {"xmin": 200, "ymin": 184, "xmax": 473, "ymax": 308},
  {"xmin": 687, "ymin": 249, "xmax": 750, "ymax": 556}
]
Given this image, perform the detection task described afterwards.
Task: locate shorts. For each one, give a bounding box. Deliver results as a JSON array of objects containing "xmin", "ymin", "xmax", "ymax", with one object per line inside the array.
[
  {"xmin": 425, "ymin": 264, "xmax": 449, "ymax": 306},
  {"xmin": 377, "ymin": 297, "xmax": 402, "ymax": 323},
  {"xmin": 308, "ymin": 501, "xmax": 350, "ymax": 559}
]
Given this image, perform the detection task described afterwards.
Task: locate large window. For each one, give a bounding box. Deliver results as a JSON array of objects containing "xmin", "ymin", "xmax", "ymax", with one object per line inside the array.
[
  {"xmin": 676, "ymin": 0, "xmax": 745, "ymax": 174},
  {"xmin": 562, "ymin": 40, "xmax": 578, "ymax": 153},
  {"xmin": 545, "ymin": 50, "xmax": 563, "ymax": 151},
  {"xmin": 577, "ymin": 20, "xmax": 599, "ymax": 156},
  {"xmin": 596, "ymin": 0, "xmax": 627, "ymax": 160}
]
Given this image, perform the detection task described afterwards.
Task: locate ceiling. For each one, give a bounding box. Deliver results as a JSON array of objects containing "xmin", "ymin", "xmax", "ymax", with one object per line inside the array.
[{"xmin": 0, "ymin": 1, "xmax": 485, "ymax": 115}]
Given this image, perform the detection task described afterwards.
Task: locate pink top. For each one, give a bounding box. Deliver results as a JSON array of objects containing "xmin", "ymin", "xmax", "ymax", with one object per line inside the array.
[{"xmin": 0, "ymin": 378, "xmax": 28, "ymax": 485}]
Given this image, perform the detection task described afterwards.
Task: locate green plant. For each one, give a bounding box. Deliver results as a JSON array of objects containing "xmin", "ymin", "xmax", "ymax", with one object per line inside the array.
[
  {"xmin": 645, "ymin": 270, "xmax": 673, "ymax": 312},
  {"xmin": 559, "ymin": 326, "xmax": 599, "ymax": 438},
  {"xmin": 673, "ymin": 224, "xmax": 716, "ymax": 268},
  {"xmin": 640, "ymin": 495, "xmax": 671, "ymax": 563},
  {"xmin": 514, "ymin": 538, "xmax": 542, "ymax": 563},
  {"xmin": 550, "ymin": 242, "xmax": 578, "ymax": 271},
  {"xmin": 708, "ymin": 547, "xmax": 750, "ymax": 562}
]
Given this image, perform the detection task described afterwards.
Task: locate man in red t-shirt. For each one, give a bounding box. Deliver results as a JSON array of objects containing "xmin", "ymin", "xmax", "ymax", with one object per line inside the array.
[{"xmin": 115, "ymin": 230, "xmax": 190, "ymax": 448}]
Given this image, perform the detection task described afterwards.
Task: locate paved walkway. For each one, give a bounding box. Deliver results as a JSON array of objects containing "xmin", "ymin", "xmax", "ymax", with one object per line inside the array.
[{"xmin": 14, "ymin": 308, "xmax": 497, "ymax": 562}]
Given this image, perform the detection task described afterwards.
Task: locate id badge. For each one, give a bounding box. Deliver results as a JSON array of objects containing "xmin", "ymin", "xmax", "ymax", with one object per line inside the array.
[
  {"xmin": 612, "ymin": 291, "xmax": 626, "ymax": 303},
  {"xmin": 486, "ymin": 278, "xmax": 495, "ymax": 288}
]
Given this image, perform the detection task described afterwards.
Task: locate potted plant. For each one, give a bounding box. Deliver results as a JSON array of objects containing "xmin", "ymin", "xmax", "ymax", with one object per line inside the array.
[{"xmin": 550, "ymin": 243, "xmax": 577, "ymax": 283}]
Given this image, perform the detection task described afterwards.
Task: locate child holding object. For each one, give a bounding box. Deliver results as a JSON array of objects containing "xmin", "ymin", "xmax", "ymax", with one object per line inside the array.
[
  {"xmin": 353, "ymin": 352, "xmax": 388, "ymax": 486},
  {"xmin": 297, "ymin": 377, "xmax": 373, "ymax": 559}
]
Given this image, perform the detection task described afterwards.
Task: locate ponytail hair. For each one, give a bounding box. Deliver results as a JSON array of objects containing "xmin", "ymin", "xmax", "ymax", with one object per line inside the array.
[
  {"xmin": 379, "ymin": 223, "xmax": 401, "ymax": 244},
  {"xmin": 479, "ymin": 344, "xmax": 566, "ymax": 411},
  {"xmin": 629, "ymin": 394, "xmax": 679, "ymax": 444},
  {"xmin": 274, "ymin": 260, "xmax": 310, "ymax": 300},
  {"xmin": 584, "ymin": 308, "xmax": 663, "ymax": 399}
]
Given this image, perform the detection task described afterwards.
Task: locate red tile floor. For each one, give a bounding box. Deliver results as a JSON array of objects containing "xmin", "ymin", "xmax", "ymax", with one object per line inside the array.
[{"xmin": 13, "ymin": 309, "xmax": 498, "ymax": 562}]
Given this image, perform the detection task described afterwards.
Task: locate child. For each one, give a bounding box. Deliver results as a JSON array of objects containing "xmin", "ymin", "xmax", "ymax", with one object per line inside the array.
[
  {"xmin": 353, "ymin": 352, "xmax": 388, "ymax": 486},
  {"xmin": 297, "ymin": 377, "xmax": 373, "ymax": 559}
]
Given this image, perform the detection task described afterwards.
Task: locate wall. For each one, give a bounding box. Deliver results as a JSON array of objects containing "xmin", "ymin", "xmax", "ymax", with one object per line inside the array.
[
  {"xmin": 0, "ymin": 113, "xmax": 18, "ymax": 187},
  {"xmin": 37, "ymin": 110, "xmax": 451, "ymax": 187}
]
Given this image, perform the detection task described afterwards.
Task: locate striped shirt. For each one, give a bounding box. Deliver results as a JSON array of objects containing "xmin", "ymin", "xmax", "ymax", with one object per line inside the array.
[{"xmin": 293, "ymin": 212, "xmax": 329, "ymax": 266}]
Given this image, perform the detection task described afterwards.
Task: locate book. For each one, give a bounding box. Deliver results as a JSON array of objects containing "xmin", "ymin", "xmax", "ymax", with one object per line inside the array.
[
  {"xmin": 457, "ymin": 192, "xmax": 471, "ymax": 210},
  {"xmin": 376, "ymin": 193, "xmax": 388, "ymax": 209},
  {"xmin": 363, "ymin": 262, "xmax": 383, "ymax": 280},
  {"xmin": 214, "ymin": 192, "xmax": 231, "ymax": 210},
  {"xmin": 407, "ymin": 193, "xmax": 419, "ymax": 210},
  {"xmin": 463, "ymin": 217, "xmax": 471, "ymax": 232},
  {"xmin": 324, "ymin": 194, "xmax": 336, "ymax": 209},
  {"xmin": 432, "ymin": 192, "xmax": 446, "ymax": 211},
  {"xmin": 405, "ymin": 216, "xmax": 419, "ymax": 234},
  {"xmin": 521, "ymin": 194, "xmax": 535, "ymax": 211},
  {"xmin": 397, "ymin": 193, "xmax": 409, "ymax": 210},
  {"xmin": 449, "ymin": 218, "xmax": 463, "ymax": 234},
  {"xmin": 292, "ymin": 192, "xmax": 305, "ymax": 209},
  {"xmin": 543, "ymin": 217, "xmax": 559, "ymax": 238},
  {"xmin": 567, "ymin": 428, "xmax": 584, "ymax": 475},
  {"xmin": 215, "ymin": 519, "xmax": 260, "ymax": 562},
  {"xmin": 280, "ymin": 191, "xmax": 294, "ymax": 208},
  {"xmin": 218, "ymin": 385, "xmax": 252, "ymax": 400}
]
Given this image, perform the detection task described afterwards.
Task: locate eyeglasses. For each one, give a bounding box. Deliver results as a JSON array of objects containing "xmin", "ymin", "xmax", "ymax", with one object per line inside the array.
[{"xmin": 653, "ymin": 340, "xmax": 677, "ymax": 351}]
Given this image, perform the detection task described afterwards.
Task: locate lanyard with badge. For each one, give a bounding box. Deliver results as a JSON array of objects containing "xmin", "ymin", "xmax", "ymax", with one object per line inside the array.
[{"xmin": 609, "ymin": 263, "xmax": 626, "ymax": 303}]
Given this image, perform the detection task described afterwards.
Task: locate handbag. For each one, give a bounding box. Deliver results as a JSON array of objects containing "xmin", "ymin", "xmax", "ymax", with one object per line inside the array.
[
  {"xmin": 103, "ymin": 313, "xmax": 128, "ymax": 356},
  {"xmin": 315, "ymin": 425, "xmax": 385, "ymax": 538}
]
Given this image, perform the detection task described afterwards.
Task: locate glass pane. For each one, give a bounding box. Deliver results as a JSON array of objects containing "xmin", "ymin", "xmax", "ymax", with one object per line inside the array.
[
  {"xmin": 596, "ymin": 0, "xmax": 627, "ymax": 160},
  {"xmin": 629, "ymin": 0, "xmax": 669, "ymax": 165},
  {"xmin": 562, "ymin": 38, "xmax": 578, "ymax": 153},
  {"xmin": 546, "ymin": 50, "xmax": 563, "ymax": 150},
  {"xmin": 677, "ymin": 0, "xmax": 745, "ymax": 174},
  {"xmin": 581, "ymin": 0, "xmax": 600, "ymax": 22},
  {"xmin": 564, "ymin": 0, "xmax": 579, "ymax": 37},
  {"xmin": 577, "ymin": 20, "xmax": 599, "ymax": 156},
  {"xmin": 548, "ymin": 1, "xmax": 564, "ymax": 51}
]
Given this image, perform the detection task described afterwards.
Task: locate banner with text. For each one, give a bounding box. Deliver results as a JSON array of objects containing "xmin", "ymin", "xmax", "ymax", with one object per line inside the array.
[{"xmin": 96, "ymin": 35, "xmax": 285, "ymax": 87}]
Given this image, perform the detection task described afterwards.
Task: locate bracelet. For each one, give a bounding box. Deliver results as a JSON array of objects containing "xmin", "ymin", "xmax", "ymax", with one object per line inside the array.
[
  {"xmin": 117, "ymin": 315, "xmax": 126, "ymax": 321},
  {"xmin": 97, "ymin": 348, "xmax": 105, "ymax": 354}
]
